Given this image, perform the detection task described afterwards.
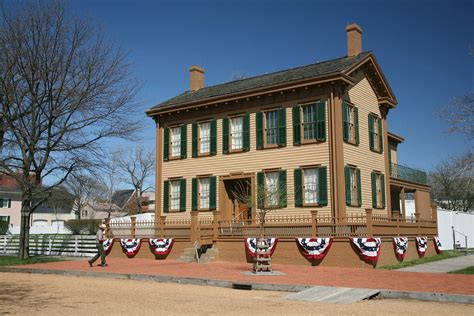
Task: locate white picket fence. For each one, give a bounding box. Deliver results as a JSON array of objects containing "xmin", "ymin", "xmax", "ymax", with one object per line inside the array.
[{"xmin": 0, "ymin": 234, "xmax": 97, "ymax": 257}]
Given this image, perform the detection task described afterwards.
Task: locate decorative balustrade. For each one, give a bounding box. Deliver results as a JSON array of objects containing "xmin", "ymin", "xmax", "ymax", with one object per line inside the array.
[{"xmin": 390, "ymin": 162, "xmax": 428, "ymax": 185}]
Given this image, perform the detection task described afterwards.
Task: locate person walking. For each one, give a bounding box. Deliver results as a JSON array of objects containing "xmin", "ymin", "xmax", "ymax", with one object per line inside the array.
[{"xmin": 88, "ymin": 223, "xmax": 108, "ymax": 267}]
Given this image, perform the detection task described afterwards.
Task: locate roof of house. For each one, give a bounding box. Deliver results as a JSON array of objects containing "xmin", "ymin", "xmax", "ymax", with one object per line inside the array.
[
  {"xmin": 150, "ymin": 52, "xmax": 372, "ymax": 111},
  {"xmin": 111, "ymin": 189, "xmax": 135, "ymax": 209},
  {"xmin": 388, "ymin": 131, "xmax": 405, "ymax": 144}
]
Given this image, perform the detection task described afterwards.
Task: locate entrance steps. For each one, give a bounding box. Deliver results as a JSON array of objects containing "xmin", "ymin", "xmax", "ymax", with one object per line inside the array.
[{"xmin": 176, "ymin": 244, "xmax": 218, "ymax": 263}]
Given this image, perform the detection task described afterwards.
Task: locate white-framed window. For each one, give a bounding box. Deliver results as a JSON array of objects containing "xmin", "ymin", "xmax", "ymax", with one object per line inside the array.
[
  {"xmin": 230, "ymin": 116, "xmax": 243, "ymax": 150},
  {"xmin": 373, "ymin": 116, "xmax": 381, "ymax": 151},
  {"xmin": 265, "ymin": 171, "xmax": 279, "ymax": 207},
  {"xmin": 345, "ymin": 105, "xmax": 354, "ymax": 142},
  {"xmin": 199, "ymin": 122, "xmax": 211, "ymax": 154},
  {"xmin": 302, "ymin": 104, "xmax": 317, "ymax": 140},
  {"xmin": 0, "ymin": 199, "xmax": 11, "ymax": 208},
  {"xmin": 303, "ymin": 168, "xmax": 319, "ymax": 204},
  {"xmin": 199, "ymin": 177, "xmax": 210, "ymax": 209},
  {"xmin": 265, "ymin": 110, "xmax": 278, "ymax": 145},
  {"xmin": 373, "ymin": 172, "xmax": 383, "ymax": 208},
  {"xmin": 170, "ymin": 180, "xmax": 181, "ymax": 211},
  {"xmin": 170, "ymin": 127, "xmax": 181, "ymax": 157},
  {"xmin": 348, "ymin": 166, "xmax": 358, "ymax": 206}
]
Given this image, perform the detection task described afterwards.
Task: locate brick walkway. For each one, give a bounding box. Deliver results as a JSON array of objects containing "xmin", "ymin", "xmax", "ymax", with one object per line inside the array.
[{"xmin": 13, "ymin": 258, "xmax": 474, "ymax": 296}]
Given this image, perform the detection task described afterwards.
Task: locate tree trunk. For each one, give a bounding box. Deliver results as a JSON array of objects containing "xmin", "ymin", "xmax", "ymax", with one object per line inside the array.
[{"xmin": 18, "ymin": 198, "xmax": 31, "ymax": 259}]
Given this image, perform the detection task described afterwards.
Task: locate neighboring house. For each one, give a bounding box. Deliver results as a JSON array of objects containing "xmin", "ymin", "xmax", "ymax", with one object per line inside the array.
[
  {"xmin": 0, "ymin": 174, "xmax": 75, "ymax": 232},
  {"xmin": 145, "ymin": 24, "xmax": 432, "ymax": 224}
]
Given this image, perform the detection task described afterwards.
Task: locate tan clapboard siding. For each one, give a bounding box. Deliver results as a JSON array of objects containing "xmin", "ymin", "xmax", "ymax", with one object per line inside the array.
[
  {"xmin": 344, "ymin": 73, "xmax": 387, "ymax": 216},
  {"xmin": 162, "ymin": 102, "xmax": 331, "ymax": 220}
]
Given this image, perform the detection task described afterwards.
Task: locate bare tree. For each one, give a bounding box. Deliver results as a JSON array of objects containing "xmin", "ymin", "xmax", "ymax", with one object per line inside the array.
[
  {"xmin": 117, "ymin": 144, "xmax": 154, "ymax": 214},
  {"xmin": 429, "ymin": 152, "xmax": 474, "ymax": 213},
  {"xmin": 0, "ymin": 1, "xmax": 140, "ymax": 258},
  {"xmin": 441, "ymin": 93, "xmax": 474, "ymax": 140},
  {"xmin": 63, "ymin": 173, "xmax": 101, "ymax": 219}
]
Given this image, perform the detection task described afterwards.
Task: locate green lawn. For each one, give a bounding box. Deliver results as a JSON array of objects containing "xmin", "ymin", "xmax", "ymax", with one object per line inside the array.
[
  {"xmin": 378, "ymin": 250, "xmax": 463, "ymax": 270},
  {"xmin": 448, "ymin": 266, "xmax": 474, "ymax": 275},
  {"xmin": 0, "ymin": 256, "xmax": 66, "ymax": 267}
]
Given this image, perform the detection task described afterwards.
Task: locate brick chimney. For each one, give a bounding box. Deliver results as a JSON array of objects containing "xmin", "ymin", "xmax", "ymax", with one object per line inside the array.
[
  {"xmin": 346, "ymin": 23, "xmax": 363, "ymax": 57},
  {"xmin": 189, "ymin": 65, "xmax": 205, "ymax": 92}
]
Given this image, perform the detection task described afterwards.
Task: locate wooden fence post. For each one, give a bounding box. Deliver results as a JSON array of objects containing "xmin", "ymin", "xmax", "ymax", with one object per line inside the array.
[
  {"xmin": 431, "ymin": 204, "xmax": 438, "ymax": 222},
  {"xmin": 311, "ymin": 210, "xmax": 318, "ymax": 237},
  {"xmin": 365, "ymin": 208, "xmax": 373, "ymax": 237},
  {"xmin": 160, "ymin": 216, "xmax": 166, "ymax": 237},
  {"xmin": 414, "ymin": 212, "xmax": 421, "ymax": 234},
  {"xmin": 212, "ymin": 210, "xmax": 220, "ymax": 242},
  {"xmin": 191, "ymin": 211, "xmax": 199, "ymax": 244},
  {"xmin": 130, "ymin": 216, "xmax": 136, "ymax": 238}
]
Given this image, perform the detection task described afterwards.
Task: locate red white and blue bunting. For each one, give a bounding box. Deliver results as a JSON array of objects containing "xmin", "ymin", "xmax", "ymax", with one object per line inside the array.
[
  {"xmin": 120, "ymin": 238, "xmax": 142, "ymax": 257},
  {"xmin": 149, "ymin": 238, "xmax": 174, "ymax": 255},
  {"xmin": 102, "ymin": 239, "xmax": 114, "ymax": 255},
  {"xmin": 433, "ymin": 236, "xmax": 443, "ymax": 254},
  {"xmin": 245, "ymin": 238, "xmax": 278, "ymax": 257},
  {"xmin": 296, "ymin": 238, "xmax": 333, "ymax": 260},
  {"xmin": 351, "ymin": 238, "xmax": 382, "ymax": 262},
  {"xmin": 416, "ymin": 237, "xmax": 428, "ymax": 256},
  {"xmin": 393, "ymin": 237, "xmax": 409, "ymax": 261}
]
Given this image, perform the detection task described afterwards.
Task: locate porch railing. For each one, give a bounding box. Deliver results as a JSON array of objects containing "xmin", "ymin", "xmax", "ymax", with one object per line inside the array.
[
  {"xmin": 390, "ymin": 162, "xmax": 428, "ymax": 185},
  {"xmin": 107, "ymin": 209, "xmax": 437, "ymax": 241}
]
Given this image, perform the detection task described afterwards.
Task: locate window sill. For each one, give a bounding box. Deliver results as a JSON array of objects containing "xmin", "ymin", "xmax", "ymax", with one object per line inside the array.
[
  {"xmin": 260, "ymin": 144, "xmax": 285, "ymax": 150},
  {"xmin": 344, "ymin": 140, "xmax": 359, "ymax": 147},
  {"xmin": 198, "ymin": 152, "xmax": 212, "ymax": 157},
  {"xmin": 168, "ymin": 156, "xmax": 185, "ymax": 161},
  {"xmin": 370, "ymin": 148, "xmax": 383, "ymax": 154}
]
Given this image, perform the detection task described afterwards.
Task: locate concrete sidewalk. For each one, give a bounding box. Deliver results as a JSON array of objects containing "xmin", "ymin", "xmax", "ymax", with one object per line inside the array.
[{"xmin": 398, "ymin": 254, "xmax": 474, "ymax": 273}]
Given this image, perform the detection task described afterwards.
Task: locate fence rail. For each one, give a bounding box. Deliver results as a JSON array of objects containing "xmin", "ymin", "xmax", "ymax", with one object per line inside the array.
[
  {"xmin": 390, "ymin": 162, "xmax": 428, "ymax": 185},
  {"xmin": 1, "ymin": 234, "xmax": 96, "ymax": 257}
]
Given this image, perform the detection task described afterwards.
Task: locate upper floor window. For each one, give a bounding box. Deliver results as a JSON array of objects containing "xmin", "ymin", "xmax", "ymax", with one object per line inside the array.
[
  {"xmin": 345, "ymin": 165, "xmax": 361, "ymax": 207},
  {"xmin": 371, "ymin": 171, "xmax": 386, "ymax": 209},
  {"xmin": 342, "ymin": 102, "xmax": 359, "ymax": 145},
  {"xmin": 199, "ymin": 122, "xmax": 211, "ymax": 154},
  {"xmin": 170, "ymin": 127, "xmax": 181, "ymax": 158},
  {"xmin": 265, "ymin": 110, "xmax": 278, "ymax": 146},
  {"xmin": 369, "ymin": 114, "xmax": 383, "ymax": 153},
  {"xmin": 293, "ymin": 101, "xmax": 326, "ymax": 145},
  {"xmin": 0, "ymin": 199, "xmax": 11, "ymax": 208},
  {"xmin": 302, "ymin": 104, "xmax": 317, "ymax": 140},
  {"xmin": 230, "ymin": 116, "xmax": 243, "ymax": 150}
]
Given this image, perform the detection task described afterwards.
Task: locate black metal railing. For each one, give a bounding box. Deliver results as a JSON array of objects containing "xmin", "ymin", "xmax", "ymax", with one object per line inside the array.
[{"xmin": 390, "ymin": 162, "xmax": 428, "ymax": 185}]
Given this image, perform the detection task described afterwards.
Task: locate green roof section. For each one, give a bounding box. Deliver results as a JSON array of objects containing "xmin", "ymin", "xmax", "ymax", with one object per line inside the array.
[{"xmin": 151, "ymin": 52, "xmax": 371, "ymax": 110}]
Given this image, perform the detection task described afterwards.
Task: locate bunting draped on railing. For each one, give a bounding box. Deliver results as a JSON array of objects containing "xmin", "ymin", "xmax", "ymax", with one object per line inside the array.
[
  {"xmin": 102, "ymin": 239, "xmax": 114, "ymax": 255},
  {"xmin": 392, "ymin": 237, "xmax": 408, "ymax": 261},
  {"xmin": 149, "ymin": 238, "xmax": 174, "ymax": 255},
  {"xmin": 351, "ymin": 238, "xmax": 382, "ymax": 262},
  {"xmin": 433, "ymin": 236, "xmax": 443, "ymax": 254},
  {"xmin": 120, "ymin": 239, "xmax": 142, "ymax": 257},
  {"xmin": 416, "ymin": 237, "xmax": 428, "ymax": 256},
  {"xmin": 245, "ymin": 238, "xmax": 278, "ymax": 257},
  {"xmin": 296, "ymin": 238, "xmax": 333, "ymax": 260}
]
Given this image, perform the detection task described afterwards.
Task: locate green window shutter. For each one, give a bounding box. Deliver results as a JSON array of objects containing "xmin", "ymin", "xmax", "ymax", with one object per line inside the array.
[
  {"xmin": 368, "ymin": 115, "xmax": 375, "ymax": 151},
  {"xmin": 210, "ymin": 119, "xmax": 217, "ymax": 155},
  {"xmin": 316, "ymin": 101, "xmax": 326, "ymax": 142},
  {"xmin": 318, "ymin": 166, "xmax": 328, "ymax": 206},
  {"xmin": 256, "ymin": 112, "xmax": 264, "ymax": 150},
  {"xmin": 342, "ymin": 102, "xmax": 349, "ymax": 142},
  {"xmin": 179, "ymin": 179, "xmax": 186, "ymax": 212},
  {"xmin": 357, "ymin": 168, "xmax": 362, "ymax": 207},
  {"xmin": 278, "ymin": 169, "xmax": 287, "ymax": 208},
  {"xmin": 294, "ymin": 168, "xmax": 303, "ymax": 207},
  {"xmin": 163, "ymin": 180, "xmax": 170, "ymax": 213},
  {"xmin": 192, "ymin": 178, "xmax": 198, "ymax": 211},
  {"xmin": 180, "ymin": 124, "xmax": 187, "ymax": 159},
  {"xmin": 243, "ymin": 113, "xmax": 250, "ymax": 151},
  {"xmin": 278, "ymin": 108, "xmax": 287, "ymax": 147},
  {"xmin": 378, "ymin": 118, "xmax": 384, "ymax": 152},
  {"xmin": 371, "ymin": 172, "xmax": 377, "ymax": 208},
  {"xmin": 344, "ymin": 166, "xmax": 351, "ymax": 206},
  {"xmin": 222, "ymin": 117, "xmax": 229, "ymax": 154},
  {"xmin": 292, "ymin": 106, "xmax": 301, "ymax": 145},
  {"xmin": 354, "ymin": 107, "xmax": 359, "ymax": 145},
  {"xmin": 192, "ymin": 123, "xmax": 198, "ymax": 158},
  {"xmin": 257, "ymin": 172, "xmax": 264, "ymax": 208},
  {"xmin": 381, "ymin": 174, "xmax": 386, "ymax": 209},
  {"xmin": 163, "ymin": 128, "xmax": 170, "ymax": 161},
  {"xmin": 209, "ymin": 176, "xmax": 217, "ymax": 210}
]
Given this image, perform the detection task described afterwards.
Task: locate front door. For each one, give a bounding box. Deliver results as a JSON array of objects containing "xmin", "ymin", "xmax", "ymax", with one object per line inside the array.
[{"xmin": 220, "ymin": 176, "xmax": 253, "ymax": 222}]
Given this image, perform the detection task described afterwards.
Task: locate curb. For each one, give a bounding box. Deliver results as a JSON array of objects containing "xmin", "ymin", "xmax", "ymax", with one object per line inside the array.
[{"xmin": 1, "ymin": 267, "xmax": 472, "ymax": 304}]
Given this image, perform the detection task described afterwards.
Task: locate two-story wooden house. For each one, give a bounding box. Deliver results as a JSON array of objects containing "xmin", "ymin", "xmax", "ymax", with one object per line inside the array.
[{"xmin": 117, "ymin": 24, "xmax": 437, "ymax": 267}]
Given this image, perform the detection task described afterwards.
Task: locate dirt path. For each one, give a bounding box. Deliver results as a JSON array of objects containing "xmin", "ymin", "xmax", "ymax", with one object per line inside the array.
[{"xmin": 0, "ymin": 273, "xmax": 472, "ymax": 315}]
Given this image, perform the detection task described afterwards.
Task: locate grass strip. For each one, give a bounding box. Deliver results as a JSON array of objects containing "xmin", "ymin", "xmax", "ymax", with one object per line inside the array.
[
  {"xmin": 448, "ymin": 266, "xmax": 474, "ymax": 275},
  {"xmin": 378, "ymin": 250, "xmax": 463, "ymax": 270},
  {"xmin": 0, "ymin": 256, "xmax": 66, "ymax": 266}
]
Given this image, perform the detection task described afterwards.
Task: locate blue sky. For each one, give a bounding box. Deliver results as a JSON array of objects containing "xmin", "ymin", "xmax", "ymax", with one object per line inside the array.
[{"xmin": 66, "ymin": 0, "xmax": 472, "ymax": 172}]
